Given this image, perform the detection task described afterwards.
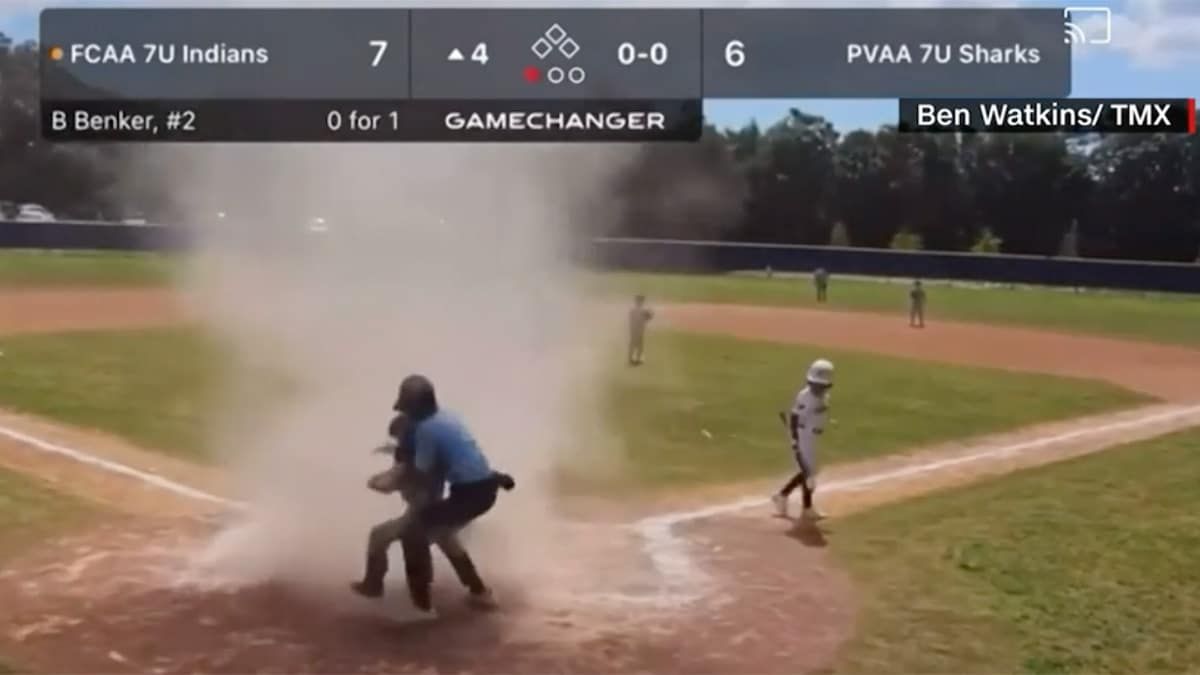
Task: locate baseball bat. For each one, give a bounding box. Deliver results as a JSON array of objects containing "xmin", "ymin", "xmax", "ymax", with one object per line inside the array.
[{"xmin": 778, "ymin": 411, "xmax": 794, "ymax": 444}]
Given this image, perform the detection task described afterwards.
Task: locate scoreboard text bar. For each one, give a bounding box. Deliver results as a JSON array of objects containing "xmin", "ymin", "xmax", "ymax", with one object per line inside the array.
[{"xmin": 40, "ymin": 8, "xmax": 1071, "ymax": 101}]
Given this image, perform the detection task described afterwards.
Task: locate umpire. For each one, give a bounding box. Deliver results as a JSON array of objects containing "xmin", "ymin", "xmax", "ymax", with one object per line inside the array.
[{"xmin": 353, "ymin": 375, "xmax": 514, "ymax": 612}]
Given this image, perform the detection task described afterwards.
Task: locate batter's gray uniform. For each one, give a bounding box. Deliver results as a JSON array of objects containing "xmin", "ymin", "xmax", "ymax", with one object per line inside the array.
[{"xmin": 773, "ymin": 359, "xmax": 834, "ymax": 520}]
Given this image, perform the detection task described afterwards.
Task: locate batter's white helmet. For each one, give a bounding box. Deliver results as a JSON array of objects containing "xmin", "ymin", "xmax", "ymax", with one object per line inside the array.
[{"xmin": 806, "ymin": 359, "xmax": 835, "ymax": 386}]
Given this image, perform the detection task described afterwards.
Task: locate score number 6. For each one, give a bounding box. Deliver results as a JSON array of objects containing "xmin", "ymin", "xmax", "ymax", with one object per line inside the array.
[{"xmin": 724, "ymin": 40, "xmax": 745, "ymax": 68}]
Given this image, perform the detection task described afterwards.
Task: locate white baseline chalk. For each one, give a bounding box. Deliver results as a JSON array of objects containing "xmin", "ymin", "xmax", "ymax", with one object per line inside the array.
[
  {"xmin": 4, "ymin": 404, "xmax": 1199, "ymax": 608},
  {"xmin": 626, "ymin": 403, "xmax": 1200, "ymax": 604}
]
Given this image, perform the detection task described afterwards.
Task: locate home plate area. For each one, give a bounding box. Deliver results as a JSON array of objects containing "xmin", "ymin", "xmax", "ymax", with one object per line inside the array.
[{"xmin": 0, "ymin": 513, "xmax": 855, "ymax": 674}]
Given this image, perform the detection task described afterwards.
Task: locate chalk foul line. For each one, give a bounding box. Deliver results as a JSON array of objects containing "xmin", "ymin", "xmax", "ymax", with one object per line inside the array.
[
  {"xmin": 0, "ymin": 425, "xmax": 242, "ymax": 509},
  {"xmin": 625, "ymin": 403, "xmax": 1200, "ymax": 605},
  {"xmin": 3, "ymin": 404, "xmax": 1200, "ymax": 609}
]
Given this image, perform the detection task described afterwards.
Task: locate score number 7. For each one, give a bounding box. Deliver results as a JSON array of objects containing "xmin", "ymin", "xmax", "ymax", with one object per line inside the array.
[{"xmin": 370, "ymin": 40, "xmax": 388, "ymax": 67}]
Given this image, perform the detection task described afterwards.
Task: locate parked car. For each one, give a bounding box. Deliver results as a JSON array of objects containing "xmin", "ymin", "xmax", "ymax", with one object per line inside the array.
[{"xmin": 14, "ymin": 203, "xmax": 55, "ymax": 222}]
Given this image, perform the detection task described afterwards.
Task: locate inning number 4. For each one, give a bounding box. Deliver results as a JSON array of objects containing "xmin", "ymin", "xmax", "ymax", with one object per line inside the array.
[
  {"xmin": 369, "ymin": 40, "xmax": 388, "ymax": 67},
  {"xmin": 471, "ymin": 43, "xmax": 489, "ymax": 64}
]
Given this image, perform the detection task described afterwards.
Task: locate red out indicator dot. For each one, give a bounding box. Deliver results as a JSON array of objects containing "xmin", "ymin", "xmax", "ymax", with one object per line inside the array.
[{"xmin": 523, "ymin": 66, "xmax": 540, "ymax": 83}]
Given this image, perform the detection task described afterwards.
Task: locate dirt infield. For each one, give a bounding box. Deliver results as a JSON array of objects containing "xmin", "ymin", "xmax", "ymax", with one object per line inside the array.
[
  {"xmin": 0, "ymin": 515, "xmax": 854, "ymax": 674},
  {"xmin": 2, "ymin": 288, "xmax": 1200, "ymax": 673},
  {"xmin": 0, "ymin": 289, "xmax": 186, "ymax": 336}
]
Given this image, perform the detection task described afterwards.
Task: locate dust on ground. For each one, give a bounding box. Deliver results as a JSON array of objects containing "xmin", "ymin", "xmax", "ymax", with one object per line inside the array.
[
  {"xmin": 2, "ymin": 290, "xmax": 1199, "ymax": 673},
  {"xmin": 0, "ymin": 514, "xmax": 854, "ymax": 674}
]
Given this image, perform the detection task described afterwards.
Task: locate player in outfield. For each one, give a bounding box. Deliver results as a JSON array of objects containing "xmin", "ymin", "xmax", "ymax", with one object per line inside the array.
[
  {"xmin": 909, "ymin": 279, "xmax": 926, "ymax": 328},
  {"xmin": 628, "ymin": 294, "xmax": 654, "ymax": 366}
]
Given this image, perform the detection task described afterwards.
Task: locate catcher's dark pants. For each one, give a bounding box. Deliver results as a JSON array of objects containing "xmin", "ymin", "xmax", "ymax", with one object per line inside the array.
[{"xmin": 402, "ymin": 477, "xmax": 501, "ymax": 609}]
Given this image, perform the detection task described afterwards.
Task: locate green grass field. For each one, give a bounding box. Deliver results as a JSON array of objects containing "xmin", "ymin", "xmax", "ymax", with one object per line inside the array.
[
  {"xmin": 4, "ymin": 250, "xmax": 1199, "ymax": 346},
  {"xmin": 0, "ymin": 327, "xmax": 1151, "ymax": 487},
  {"xmin": 602, "ymin": 271, "xmax": 1200, "ymax": 348},
  {"xmin": 603, "ymin": 331, "xmax": 1150, "ymax": 488},
  {"xmin": 0, "ymin": 250, "xmax": 176, "ymax": 288},
  {"xmin": 0, "ymin": 327, "xmax": 227, "ymax": 461},
  {"xmin": 832, "ymin": 428, "xmax": 1200, "ymax": 674}
]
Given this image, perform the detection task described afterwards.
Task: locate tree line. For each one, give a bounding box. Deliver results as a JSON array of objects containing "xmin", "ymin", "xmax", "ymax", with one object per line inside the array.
[
  {"xmin": 4, "ymin": 32, "xmax": 1198, "ymax": 261},
  {"xmin": 615, "ymin": 114, "xmax": 1199, "ymax": 262},
  {"xmin": 2, "ymin": 37, "xmax": 110, "ymax": 219}
]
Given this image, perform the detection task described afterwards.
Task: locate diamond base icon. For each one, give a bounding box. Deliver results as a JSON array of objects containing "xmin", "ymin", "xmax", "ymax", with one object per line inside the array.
[
  {"xmin": 545, "ymin": 23, "xmax": 567, "ymax": 44},
  {"xmin": 531, "ymin": 37, "xmax": 552, "ymax": 59},
  {"xmin": 559, "ymin": 37, "xmax": 580, "ymax": 59}
]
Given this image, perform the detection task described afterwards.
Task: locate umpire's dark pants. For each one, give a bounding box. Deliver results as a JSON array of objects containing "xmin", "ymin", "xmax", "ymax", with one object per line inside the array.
[{"xmin": 403, "ymin": 477, "xmax": 501, "ymax": 607}]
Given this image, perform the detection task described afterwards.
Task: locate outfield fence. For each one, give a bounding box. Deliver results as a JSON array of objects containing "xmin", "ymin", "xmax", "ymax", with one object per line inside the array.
[
  {"xmin": 2, "ymin": 223, "xmax": 1197, "ymax": 293},
  {"xmin": 0, "ymin": 220, "xmax": 189, "ymax": 251},
  {"xmin": 591, "ymin": 238, "xmax": 1200, "ymax": 294}
]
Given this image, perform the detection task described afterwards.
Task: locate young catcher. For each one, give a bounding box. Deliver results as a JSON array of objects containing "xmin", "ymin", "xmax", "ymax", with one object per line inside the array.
[
  {"xmin": 354, "ymin": 412, "xmax": 450, "ymax": 612},
  {"xmin": 771, "ymin": 358, "xmax": 835, "ymax": 521}
]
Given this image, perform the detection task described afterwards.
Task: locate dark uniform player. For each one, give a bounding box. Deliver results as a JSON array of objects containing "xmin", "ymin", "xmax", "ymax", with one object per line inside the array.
[
  {"xmin": 814, "ymin": 268, "xmax": 829, "ymax": 303},
  {"xmin": 628, "ymin": 294, "xmax": 654, "ymax": 366},
  {"xmin": 909, "ymin": 279, "xmax": 926, "ymax": 328}
]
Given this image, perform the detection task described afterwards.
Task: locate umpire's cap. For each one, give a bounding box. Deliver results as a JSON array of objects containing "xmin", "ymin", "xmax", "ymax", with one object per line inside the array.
[{"xmin": 393, "ymin": 374, "xmax": 438, "ymax": 420}]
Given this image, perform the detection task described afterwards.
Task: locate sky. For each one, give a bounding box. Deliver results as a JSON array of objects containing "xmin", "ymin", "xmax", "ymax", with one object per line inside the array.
[{"xmin": 2, "ymin": 0, "xmax": 1196, "ymax": 132}]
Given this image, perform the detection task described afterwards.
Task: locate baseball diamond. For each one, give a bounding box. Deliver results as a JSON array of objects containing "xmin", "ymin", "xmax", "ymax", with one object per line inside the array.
[{"xmin": 2, "ymin": 263, "xmax": 1199, "ymax": 672}]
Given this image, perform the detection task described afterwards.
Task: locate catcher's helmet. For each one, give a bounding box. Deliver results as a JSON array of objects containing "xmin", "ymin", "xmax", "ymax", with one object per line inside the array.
[{"xmin": 393, "ymin": 374, "xmax": 438, "ymax": 420}]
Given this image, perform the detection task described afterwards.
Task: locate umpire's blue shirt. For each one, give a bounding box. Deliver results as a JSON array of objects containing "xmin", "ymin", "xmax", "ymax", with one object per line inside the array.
[{"xmin": 412, "ymin": 410, "xmax": 493, "ymax": 486}]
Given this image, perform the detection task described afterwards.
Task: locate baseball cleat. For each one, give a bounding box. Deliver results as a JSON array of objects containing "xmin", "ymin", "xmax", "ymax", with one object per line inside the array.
[
  {"xmin": 350, "ymin": 580, "xmax": 384, "ymax": 599},
  {"xmin": 466, "ymin": 588, "xmax": 499, "ymax": 611},
  {"xmin": 771, "ymin": 493, "xmax": 788, "ymax": 518},
  {"xmin": 801, "ymin": 507, "xmax": 827, "ymax": 521},
  {"xmin": 410, "ymin": 605, "xmax": 439, "ymax": 619}
]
